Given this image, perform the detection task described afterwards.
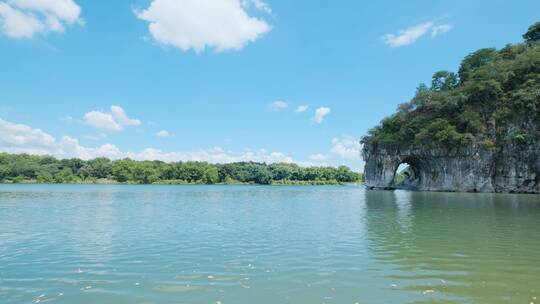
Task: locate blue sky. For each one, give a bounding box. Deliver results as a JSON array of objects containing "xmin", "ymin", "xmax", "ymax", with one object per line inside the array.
[{"xmin": 0, "ymin": 0, "xmax": 538, "ymax": 170}]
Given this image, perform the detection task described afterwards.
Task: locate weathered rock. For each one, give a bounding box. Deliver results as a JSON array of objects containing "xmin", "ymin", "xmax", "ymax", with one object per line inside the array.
[{"xmin": 362, "ymin": 141, "xmax": 540, "ymax": 194}]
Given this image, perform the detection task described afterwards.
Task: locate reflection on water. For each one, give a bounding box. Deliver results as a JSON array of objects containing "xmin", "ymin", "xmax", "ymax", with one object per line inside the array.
[
  {"xmin": 0, "ymin": 184, "xmax": 539, "ymax": 304},
  {"xmin": 365, "ymin": 190, "xmax": 540, "ymax": 304}
]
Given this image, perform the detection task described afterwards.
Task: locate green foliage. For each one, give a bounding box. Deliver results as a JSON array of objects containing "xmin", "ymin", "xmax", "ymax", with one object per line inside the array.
[
  {"xmin": 0, "ymin": 153, "xmax": 361, "ymax": 185},
  {"xmin": 458, "ymin": 48, "xmax": 498, "ymax": 83},
  {"xmin": 431, "ymin": 71, "xmax": 458, "ymax": 91},
  {"xmin": 415, "ymin": 119, "xmax": 463, "ymax": 146},
  {"xmin": 0, "ymin": 164, "xmax": 10, "ymax": 181},
  {"xmin": 362, "ymin": 21, "xmax": 540, "ymax": 150},
  {"xmin": 523, "ymin": 21, "xmax": 540, "ymax": 43}
]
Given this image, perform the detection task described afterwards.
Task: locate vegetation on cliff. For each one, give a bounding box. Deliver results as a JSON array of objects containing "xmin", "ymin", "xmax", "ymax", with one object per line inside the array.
[
  {"xmin": 362, "ymin": 21, "xmax": 540, "ymax": 150},
  {"xmin": 0, "ymin": 153, "xmax": 361, "ymax": 185}
]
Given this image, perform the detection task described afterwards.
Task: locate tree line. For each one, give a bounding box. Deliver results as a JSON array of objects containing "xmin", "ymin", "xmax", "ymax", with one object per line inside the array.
[{"xmin": 0, "ymin": 153, "xmax": 362, "ymax": 185}]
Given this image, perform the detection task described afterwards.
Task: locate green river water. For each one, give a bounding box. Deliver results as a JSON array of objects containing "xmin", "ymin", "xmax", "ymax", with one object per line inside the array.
[{"xmin": 0, "ymin": 184, "xmax": 539, "ymax": 303}]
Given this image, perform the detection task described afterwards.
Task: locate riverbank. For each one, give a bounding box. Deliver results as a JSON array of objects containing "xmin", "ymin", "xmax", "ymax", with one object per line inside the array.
[
  {"xmin": 0, "ymin": 153, "xmax": 362, "ymax": 185},
  {"xmin": 0, "ymin": 153, "xmax": 362, "ymax": 186},
  {"xmin": 0, "ymin": 178, "xmax": 362, "ymax": 186}
]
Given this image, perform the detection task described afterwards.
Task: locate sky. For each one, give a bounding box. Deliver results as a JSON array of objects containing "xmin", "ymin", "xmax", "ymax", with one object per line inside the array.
[{"xmin": 0, "ymin": 0, "xmax": 538, "ymax": 171}]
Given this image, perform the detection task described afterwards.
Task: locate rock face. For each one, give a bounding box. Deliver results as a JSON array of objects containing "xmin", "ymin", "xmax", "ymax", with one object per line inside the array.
[{"xmin": 362, "ymin": 142, "xmax": 540, "ymax": 194}]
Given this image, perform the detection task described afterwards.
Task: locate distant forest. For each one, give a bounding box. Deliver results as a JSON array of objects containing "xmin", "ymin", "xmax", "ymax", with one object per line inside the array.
[{"xmin": 0, "ymin": 153, "xmax": 362, "ymax": 185}]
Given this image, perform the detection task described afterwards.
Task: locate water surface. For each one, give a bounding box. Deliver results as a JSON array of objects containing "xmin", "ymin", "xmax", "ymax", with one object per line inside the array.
[{"xmin": 0, "ymin": 185, "xmax": 539, "ymax": 304}]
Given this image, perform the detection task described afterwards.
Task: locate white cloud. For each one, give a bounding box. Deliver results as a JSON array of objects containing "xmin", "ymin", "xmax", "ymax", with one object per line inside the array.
[
  {"xmin": 135, "ymin": 0, "xmax": 271, "ymax": 53},
  {"xmin": 0, "ymin": 117, "xmax": 296, "ymax": 164},
  {"xmin": 242, "ymin": 0, "xmax": 271, "ymax": 14},
  {"xmin": 127, "ymin": 147, "xmax": 294, "ymax": 164},
  {"xmin": 0, "ymin": 118, "xmax": 55, "ymax": 149},
  {"xmin": 56, "ymin": 136, "xmax": 123, "ymax": 160},
  {"xmin": 269, "ymin": 100, "xmax": 288, "ymax": 111},
  {"xmin": 0, "ymin": 118, "xmax": 366, "ymax": 171},
  {"xmin": 382, "ymin": 22, "xmax": 452, "ymax": 48},
  {"xmin": 62, "ymin": 116, "xmax": 75, "ymax": 125},
  {"xmin": 110, "ymin": 105, "xmax": 141, "ymax": 127},
  {"xmin": 431, "ymin": 24, "xmax": 453, "ymax": 37},
  {"xmin": 303, "ymin": 136, "xmax": 364, "ymax": 170},
  {"xmin": 156, "ymin": 130, "xmax": 170, "ymax": 138},
  {"xmin": 330, "ymin": 136, "xmax": 361, "ymax": 160},
  {"xmin": 0, "ymin": 0, "xmax": 82, "ymax": 39},
  {"xmin": 295, "ymin": 105, "xmax": 308, "ymax": 113},
  {"xmin": 308, "ymin": 153, "xmax": 327, "ymax": 161},
  {"xmin": 84, "ymin": 133, "xmax": 107, "ymax": 141},
  {"xmin": 83, "ymin": 105, "xmax": 141, "ymax": 131},
  {"xmin": 84, "ymin": 111, "xmax": 122, "ymax": 131},
  {"xmin": 0, "ymin": 3, "xmax": 43, "ymax": 38},
  {"xmin": 313, "ymin": 107, "xmax": 331, "ymax": 124}
]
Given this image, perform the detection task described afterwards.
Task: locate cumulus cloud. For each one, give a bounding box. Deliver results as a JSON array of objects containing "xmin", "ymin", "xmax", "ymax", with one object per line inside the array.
[
  {"xmin": 0, "ymin": 117, "xmax": 295, "ymax": 164},
  {"xmin": 382, "ymin": 21, "xmax": 452, "ymax": 47},
  {"xmin": 109, "ymin": 105, "xmax": 140, "ymax": 126},
  {"xmin": 308, "ymin": 153, "xmax": 327, "ymax": 161},
  {"xmin": 83, "ymin": 105, "xmax": 141, "ymax": 131},
  {"xmin": 268, "ymin": 100, "xmax": 288, "ymax": 111},
  {"xmin": 84, "ymin": 111, "xmax": 122, "ymax": 131},
  {"xmin": 156, "ymin": 130, "xmax": 170, "ymax": 138},
  {"xmin": 0, "ymin": 0, "xmax": 82, "ymax": 39},
  {"xmin": 56, "ymin": 136, "xmax": 123, "ymax": 160},
  {"xmin": 295, "ymin": 105, "xmax": 308, "ymax": 113},
  {"xmin": 313, "ymin": 107, "xmax": 331, "ymax": 124},
  {"xmin": 0, "ymin": 118, "xmax": 119, "ymax": 158},
  {"xmin": 135, "ymin": 0, "xmax": 271, "ymax": 53},
  {"xmin": 303, "ymin": 136, "xmax": 363, "ymax": 170},
  {"xmin": 309, "ymin": 137, "xmax": 362, "ymax": 162},
  {"xmin": 125, "ymin": 147, "xmax": 294, "ymax": 164},
  {"xmin": 330, "ymin": 136, "xmax": 361, "ymax": 160},
  {"xmin": 0, "ymin": 118, "xmax": 55, "ymax": 154}
]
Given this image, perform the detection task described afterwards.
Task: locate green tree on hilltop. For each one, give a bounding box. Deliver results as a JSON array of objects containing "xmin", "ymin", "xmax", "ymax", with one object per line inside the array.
[
  {"xmin": 523, "ymin": 21, "xmax": 540, "ymax": 42},
  {"xmin": 362, "ymin": 21, "xmax": 540, "ymax": 151}
]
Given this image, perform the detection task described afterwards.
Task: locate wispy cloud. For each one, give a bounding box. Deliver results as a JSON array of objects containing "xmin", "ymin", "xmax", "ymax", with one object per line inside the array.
[
  {"xmin": 295, "ymin": 105, "xmax": 309, "ymax": 113},
  {"xmin": 382, "ymin": 21, "xmax": 453, "ymax": 47},
  {"xmin": 308, "ymin": 153, "xmax": 327, "ymax": 161},
  {"xmin": 268, "ymin": 100, "xmax": 288, "ymax": 111},
  {"xmin": 242, "ymin": 0, "xmax": 272, "ymax": 14},
  {"xmin": 156, "ymin": 130, "xmax": 171, "ymax": 138},
  {"xmin": 431, "ymin": 24, "xmax": 453, "ymax": 37}
]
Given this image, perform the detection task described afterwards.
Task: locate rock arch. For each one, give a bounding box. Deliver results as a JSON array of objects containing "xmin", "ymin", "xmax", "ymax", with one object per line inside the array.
[
  {"xmin": 361, "ymin": 144, "xmax": 512, "ymax": 193},
  {"xmin": 392, "ymin": 156, "xmax": 422, "ymax": 190}
]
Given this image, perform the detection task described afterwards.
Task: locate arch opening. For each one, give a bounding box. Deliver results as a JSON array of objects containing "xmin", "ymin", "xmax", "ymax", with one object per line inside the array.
[{"xmin": 392, "ymin": 157, "xmax": 422, "ymax": 190}]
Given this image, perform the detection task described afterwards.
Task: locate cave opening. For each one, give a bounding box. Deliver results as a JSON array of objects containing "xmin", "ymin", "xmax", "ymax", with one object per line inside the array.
[{"xmin": 392, "ymin": 158, "xmax": 421, "ymax": 190}]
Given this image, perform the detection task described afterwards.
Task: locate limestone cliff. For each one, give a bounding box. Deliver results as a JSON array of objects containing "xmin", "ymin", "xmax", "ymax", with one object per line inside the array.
[
  {"xmin": 362, "ymin": 141, "xmax": 540, "ymax": 193},
  {"xmin": 361, "ymin": 22, "xmax": 540, "ymax": 193}
]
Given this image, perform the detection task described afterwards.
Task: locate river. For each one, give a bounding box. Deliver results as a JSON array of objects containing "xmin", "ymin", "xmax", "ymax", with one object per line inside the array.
[{"xmin": 0, "ymin": 184, "xmax": 539, "ymax": 303}]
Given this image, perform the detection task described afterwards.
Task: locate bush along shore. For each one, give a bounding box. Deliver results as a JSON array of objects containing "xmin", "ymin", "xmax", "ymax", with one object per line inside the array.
[{"xmin": 0, "ymin": 153, "xmax": 363, "ymax": 185}]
